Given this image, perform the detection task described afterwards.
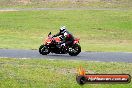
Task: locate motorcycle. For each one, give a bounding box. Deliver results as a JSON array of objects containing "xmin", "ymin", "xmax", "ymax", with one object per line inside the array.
[{"xmin": 39, "ymin": 32, "xmax": 81, "ymax": 56}]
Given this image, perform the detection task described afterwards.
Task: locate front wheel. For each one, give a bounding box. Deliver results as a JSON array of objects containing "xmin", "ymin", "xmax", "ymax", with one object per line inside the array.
[
  {"xmin": 69, "ymin": 44, "xmax": 81, "ymax": 56},
  {"xmin": 39, "ymin": 45, "xmax": 50, "ymax": 55}
]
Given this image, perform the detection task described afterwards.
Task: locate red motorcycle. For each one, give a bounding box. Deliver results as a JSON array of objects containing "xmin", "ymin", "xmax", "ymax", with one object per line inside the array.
[{"xmin": 39, "ymin": 32, "xmax": 81, "ymax": 56}]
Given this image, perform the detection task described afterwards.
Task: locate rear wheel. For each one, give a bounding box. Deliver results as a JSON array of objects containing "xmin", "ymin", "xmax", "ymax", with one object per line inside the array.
[
  {"xmin": 69, "ymin": 44, "xmax": 81, "ymax": 56},
  {"xmin": 39, "ymin": 45, "xmax": 50, "ymax": 55}
]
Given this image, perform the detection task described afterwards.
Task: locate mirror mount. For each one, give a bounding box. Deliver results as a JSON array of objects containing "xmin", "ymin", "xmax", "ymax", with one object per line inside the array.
[{"xmin": 48, "ymin": 32, "xmax": 51, "ymax": 36}]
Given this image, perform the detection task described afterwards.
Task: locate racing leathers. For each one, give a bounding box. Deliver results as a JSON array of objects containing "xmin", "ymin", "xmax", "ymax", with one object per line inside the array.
[{"xmin": 53, "ymin": 31, "xmax": 74, "ymax": 46}]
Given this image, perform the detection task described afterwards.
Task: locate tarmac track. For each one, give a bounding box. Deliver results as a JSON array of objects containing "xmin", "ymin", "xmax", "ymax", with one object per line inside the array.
[
  {"xmin": 0, "ymin": 49, "xmax": 132, "ymax": 63},
  {"xmin": 0, "ymin": 8, "xmax": 129, "ymax": 11}
]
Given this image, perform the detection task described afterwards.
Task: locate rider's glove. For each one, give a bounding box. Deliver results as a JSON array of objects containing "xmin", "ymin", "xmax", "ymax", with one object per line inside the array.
[{"xmin": 61, "ymin": 43, "xmax": 65, "ymax": 46}]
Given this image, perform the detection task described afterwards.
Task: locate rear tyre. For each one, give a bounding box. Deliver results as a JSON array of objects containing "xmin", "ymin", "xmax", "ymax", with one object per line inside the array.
[
  {"xmin": 69, "ymin": 44, "xmax": 81, "ymax": 56},
  {"xmin": 39, "ymin": 45, "xmax": 50, "ymax": 55}
]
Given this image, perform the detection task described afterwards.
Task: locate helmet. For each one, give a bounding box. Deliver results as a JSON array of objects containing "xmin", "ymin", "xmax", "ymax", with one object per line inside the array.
[{"xmin": 60, "ymin": 26, "xmax": 66, "ymax": 34}]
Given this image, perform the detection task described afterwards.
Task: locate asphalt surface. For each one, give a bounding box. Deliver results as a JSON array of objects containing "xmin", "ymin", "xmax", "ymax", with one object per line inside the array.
[
  {"xmin": 0, "ymin": 49, "xmax": 132, "ymax": 63},
  {"xmin": 0, "ymin": 8, "xmax": 129, "ymax": 11}
]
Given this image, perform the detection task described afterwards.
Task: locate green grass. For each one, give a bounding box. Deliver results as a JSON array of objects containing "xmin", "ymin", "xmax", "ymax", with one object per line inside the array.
[
  {"xmin": 0, "ymin": 0, "xmax": 132, "ymax": 9},
  {"xmin": 0, "ymin": 58, "xmax": 132, "ymax": 88},
  {"xmin": 0, "ymin": 10, "xmax": 132, "ymax": 52}
]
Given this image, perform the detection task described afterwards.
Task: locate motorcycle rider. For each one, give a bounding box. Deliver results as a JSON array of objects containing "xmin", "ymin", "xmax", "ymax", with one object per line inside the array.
[{"xmin": 53, "ymin": 26, "xmax": 75, "ymax": 47}]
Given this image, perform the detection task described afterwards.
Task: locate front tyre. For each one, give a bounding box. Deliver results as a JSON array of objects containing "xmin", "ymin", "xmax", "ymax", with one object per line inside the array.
[
  {"xmin": 39, "ymin": 45, "xmax": 50, "ymax": 55},
  {"xmin": 69, "ymin": 44, "xmax": 81, "ymax": 56}
]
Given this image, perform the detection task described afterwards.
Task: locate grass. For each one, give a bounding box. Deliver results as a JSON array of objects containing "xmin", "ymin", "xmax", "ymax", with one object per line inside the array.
[
  {"xmin": 0, "ymin": 58, "xmax": 132, "ymax": 88},
  {"xmin": 0, "ymin": 10, "xmax": 132, "ymax": 52},
  {"xmin": 0, "ymin": 0, "xmax": 132, "ymax": 9}
]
